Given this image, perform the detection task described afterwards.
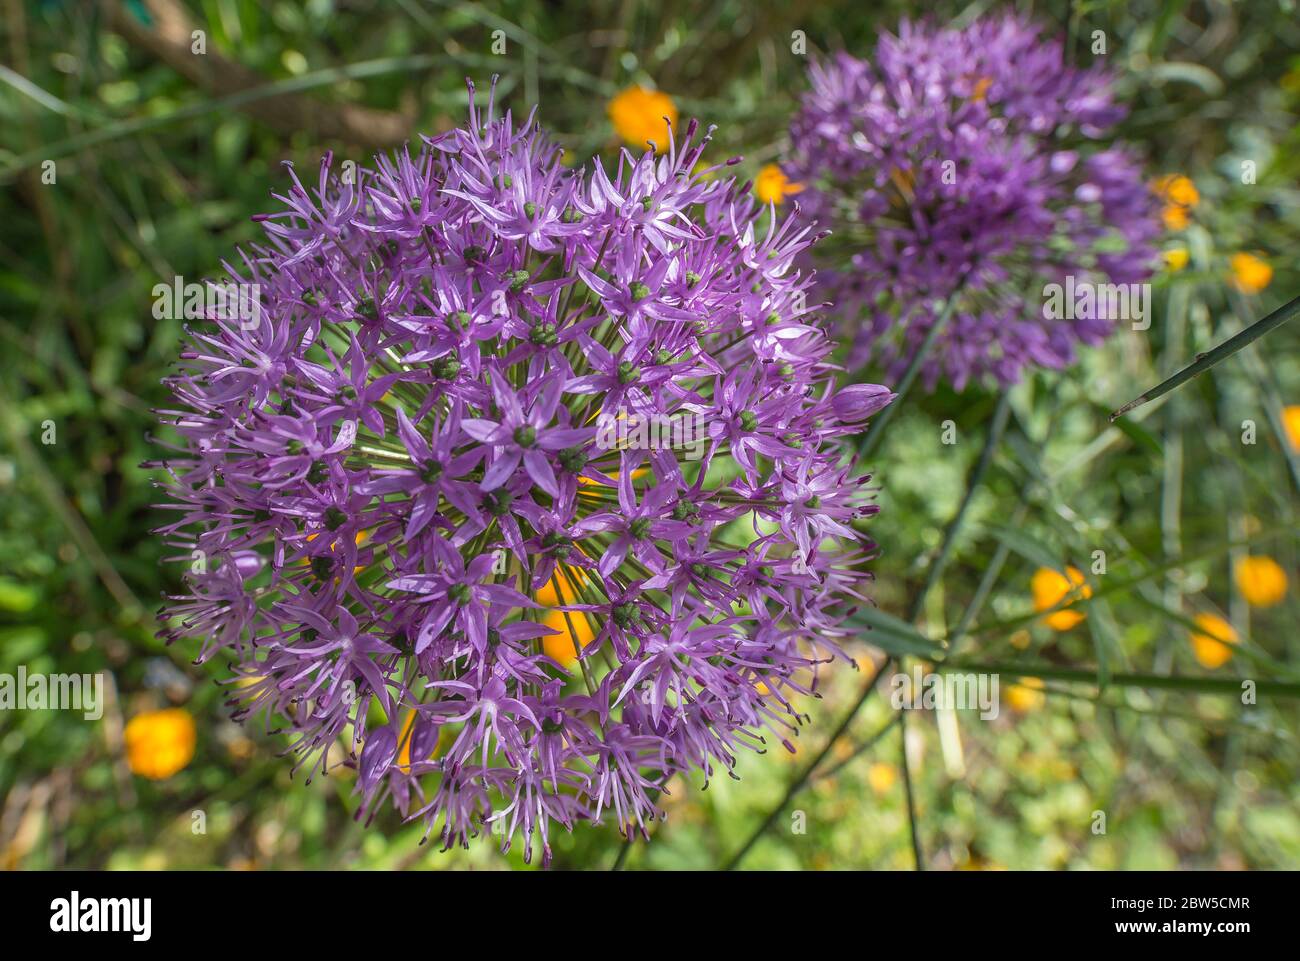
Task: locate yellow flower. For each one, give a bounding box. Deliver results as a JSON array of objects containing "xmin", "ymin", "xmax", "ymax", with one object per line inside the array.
[
  {"xmin": 866, "ymin": 762, "xmax": 897, "ymax": 795},
  {"xmin": 1229, "ymin": 252, "xmax": 1272, "ymax": 295},
  {"xmin": 1283, "ymin": 405, "xmax": 1300, "ymax": 453},
  {"xmin": 1163, "ymin": 248, "xmax": 1189, "ymax": 272},
  {"xmin": 1006, "ymin": 677, "xmax": 1046, "ymax": 713},
  {"xmin": 754, "ymin": 164, "xmax": 803, "ymax": 205},
  {"xmin": 1031, "ymin": 566, "xmax": 1092, "ymax": 631},
  {"xmin": 124, "ymin": 708, "xmax": 196, "ymax": 780},
  {"xmin": 540, "ymin": 607, "xmax": 596, "ymax": 666},
  {"xmin": 1189, "ymin": 613, "xmax": 1239, "ymax": 669},
  {"xmin": 607, "ymin": 86, "xmax": 677, "ymax": 152},
  {"xmin": 1235, "ymin": 555, "xmax": 1288, "ymax": 608}
]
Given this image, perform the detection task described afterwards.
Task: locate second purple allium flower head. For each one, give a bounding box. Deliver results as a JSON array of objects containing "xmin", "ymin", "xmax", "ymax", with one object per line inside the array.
[
  {"xmin": 788, "ymin": 14, "xmax": 1160, "ymax": 390},
  {"xmin": 156, "ymin": 80, "xmax": 889, "ymax": 864}
]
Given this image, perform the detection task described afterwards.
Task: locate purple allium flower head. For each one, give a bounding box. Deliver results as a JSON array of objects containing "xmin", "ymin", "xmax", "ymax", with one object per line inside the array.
[
  {"xmin": 787, "ymin": 14, "xmax": 1160, "ymax": 391},
  {"xmin": 154, "ymin": 79, "xmax": 888, "ymax": 864}
]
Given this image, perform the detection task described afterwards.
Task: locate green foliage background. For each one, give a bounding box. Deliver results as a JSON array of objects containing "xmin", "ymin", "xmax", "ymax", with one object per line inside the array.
[{"xmin": 0, "ymin": 0, "xmax": 1297, "ymax": 870}]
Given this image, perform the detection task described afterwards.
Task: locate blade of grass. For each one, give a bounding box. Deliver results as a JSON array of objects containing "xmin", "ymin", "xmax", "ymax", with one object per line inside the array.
[
  {"xmin": 1110, "ymin": 293, "xmax": 1300, "ymax": 421},
  {"xmin": 846, "ymin": 605, "xmax": 944, "ymax": 659},
  {"xmin": 941, "ymin": 661, "xmax": 1300, "ymax": 697}
]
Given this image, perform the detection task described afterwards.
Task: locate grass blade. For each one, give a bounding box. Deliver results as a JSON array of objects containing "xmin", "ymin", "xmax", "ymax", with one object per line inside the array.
[
  {"xmin": 848, "ymin": 605, "xmax": 945, "ymax": 659},
  {"xmin": 941, "ymin": 660, "xmax": 1300, "ymax": 698},
  {"xmin": 1111, "ymin": 293, "xmax": 1300, "ymax": 420}
]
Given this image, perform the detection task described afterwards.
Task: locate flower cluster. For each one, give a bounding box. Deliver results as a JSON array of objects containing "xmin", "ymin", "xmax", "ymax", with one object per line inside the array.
[
  {"xmin": 786, "ymin": 14, "xmax": 1160, "ymax": 390},
  {"xmin": 155, "ymin": 81, "xmax": 890, "ymax": 864}
]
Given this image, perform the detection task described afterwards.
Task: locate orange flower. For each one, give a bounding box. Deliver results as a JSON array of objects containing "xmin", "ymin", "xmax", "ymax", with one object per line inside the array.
[
  {"xmin": 1189, "ymin": 613, "xmax": 1238, "ymax": 669},
  {"xmin": 1161, "ymin": 205, "xmax": 1190, "ymax": 231},
  {"xmin": 1283, "ymin": 405, "xmax": 1300, "ymax": 453},
  {"xmin": 607, "ymin": 86, "xmax": 677, "ymax": 152},
  {"xmin": 124, "ymin": 708, "xmax": 196, "ymax": 780},
  {"xmin": 534, "ymin": 566, "xmax": 597, "ymax": 667},
  {"xmin": 1152, "ymin": 174, "xmax": 1198, "ymax": 232},
  {"xmin": 1031, "ymin": 566, "xmax": 1092, "ymax": 630},
  {"xmin": 304, "ymin": 528, "xmax": 370, "ymax": 575},
  {"xmin": 754, "ymin": 164, "xmax": 804, "ymax": 205},
  {"xmin": 577, "ymin": 465, "xmax": 649, "ymax": 488},
  {"xmin": 395, "ymin": 708, "xmax": 442, "ymax": 773},
  {"xmin": 1153, "ymin": 174, "xmax": 1200, "ymax": 208},
  {"xmin": 540, "ymin": 607, "xmax": 596, "ymax": 666},
  {"xmin": 535, "ymin": 565, "xmax": 590, "ymax": 607},
  {"xmin": 1229, "ymin": 252, "xmax": 1272, "ymax": 294},
  {"xmin": 1235, "ymin": 555, "xmax": 1288, "ymax": 608}
]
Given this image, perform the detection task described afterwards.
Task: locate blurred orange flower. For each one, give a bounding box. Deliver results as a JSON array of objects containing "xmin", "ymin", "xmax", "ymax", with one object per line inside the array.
[
  {"xmin": 125, "ymin": 708, "xmax": 196, "ymax": 780},
  {"xmin": 1189, "ymin": 613, "xmax": 1238, "ymax": 669},
  {"xmin": 608, "ymin": 86, "xmax": 677, "ymax": 152},
  {"xmin": 1152, "ymin": 174, "xmax": 1198, "ymax": 232},
  {"xmin": 1229, "ymin": 252, "xmax": 1272, "ymax": 294},
  {"xmin": 867, "ymin": 762, "xmax": 898, "ymax": 794},
  {"xmin": 1235, "ymin": 555, "xmax": 1287, "ymax": 607},
  {"xmin": 535, "ymin": 566, "xmax": 590, "ymax": 607},
  {"xmin": 1283, "ymin": 405, "xmax": 1300, "ymax": 453},
  {"xmin": 754, "ymin": 164, "xmax": 804, "ymax": 205},
  {"xmin": 1031, "ymin": 565, "xmax": 1092, "ymax": 630},
  {"xmin": 1154, "ymin": 173, "xmax": 1199, "ymax": 208},
  {"xmin": 541, "ymin": 607, "xmax": 595, "ymax": 666}
]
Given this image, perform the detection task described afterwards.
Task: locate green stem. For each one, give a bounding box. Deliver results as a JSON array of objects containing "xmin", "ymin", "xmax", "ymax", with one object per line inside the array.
[
  {"xmin": 856, "ymin": 285, "xmax": 965, "ymax": 461},
  {"xmin": 898, "ymin": 710, "xmax": 924, "ymax": 870},
  {"xmin": 720, "ymin": 383, "xmax": 1006, "ymax": 869}
]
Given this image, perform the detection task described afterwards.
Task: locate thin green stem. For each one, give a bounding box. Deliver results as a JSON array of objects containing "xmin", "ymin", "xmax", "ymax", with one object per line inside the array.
[
  {"xmin": 898, "ymin": 710, "xmax": 924, "ymax": 870},
  {"xmin": 719, "ymin": 656, "xmax": 893, "ymax": 871},
  {"xmin": 720, "ymin": 384, "xmax": 1007, "ymax": 869},
  {"xmin": 856, "ymin": 285, "xmax": 966, "ymax": 460}
]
